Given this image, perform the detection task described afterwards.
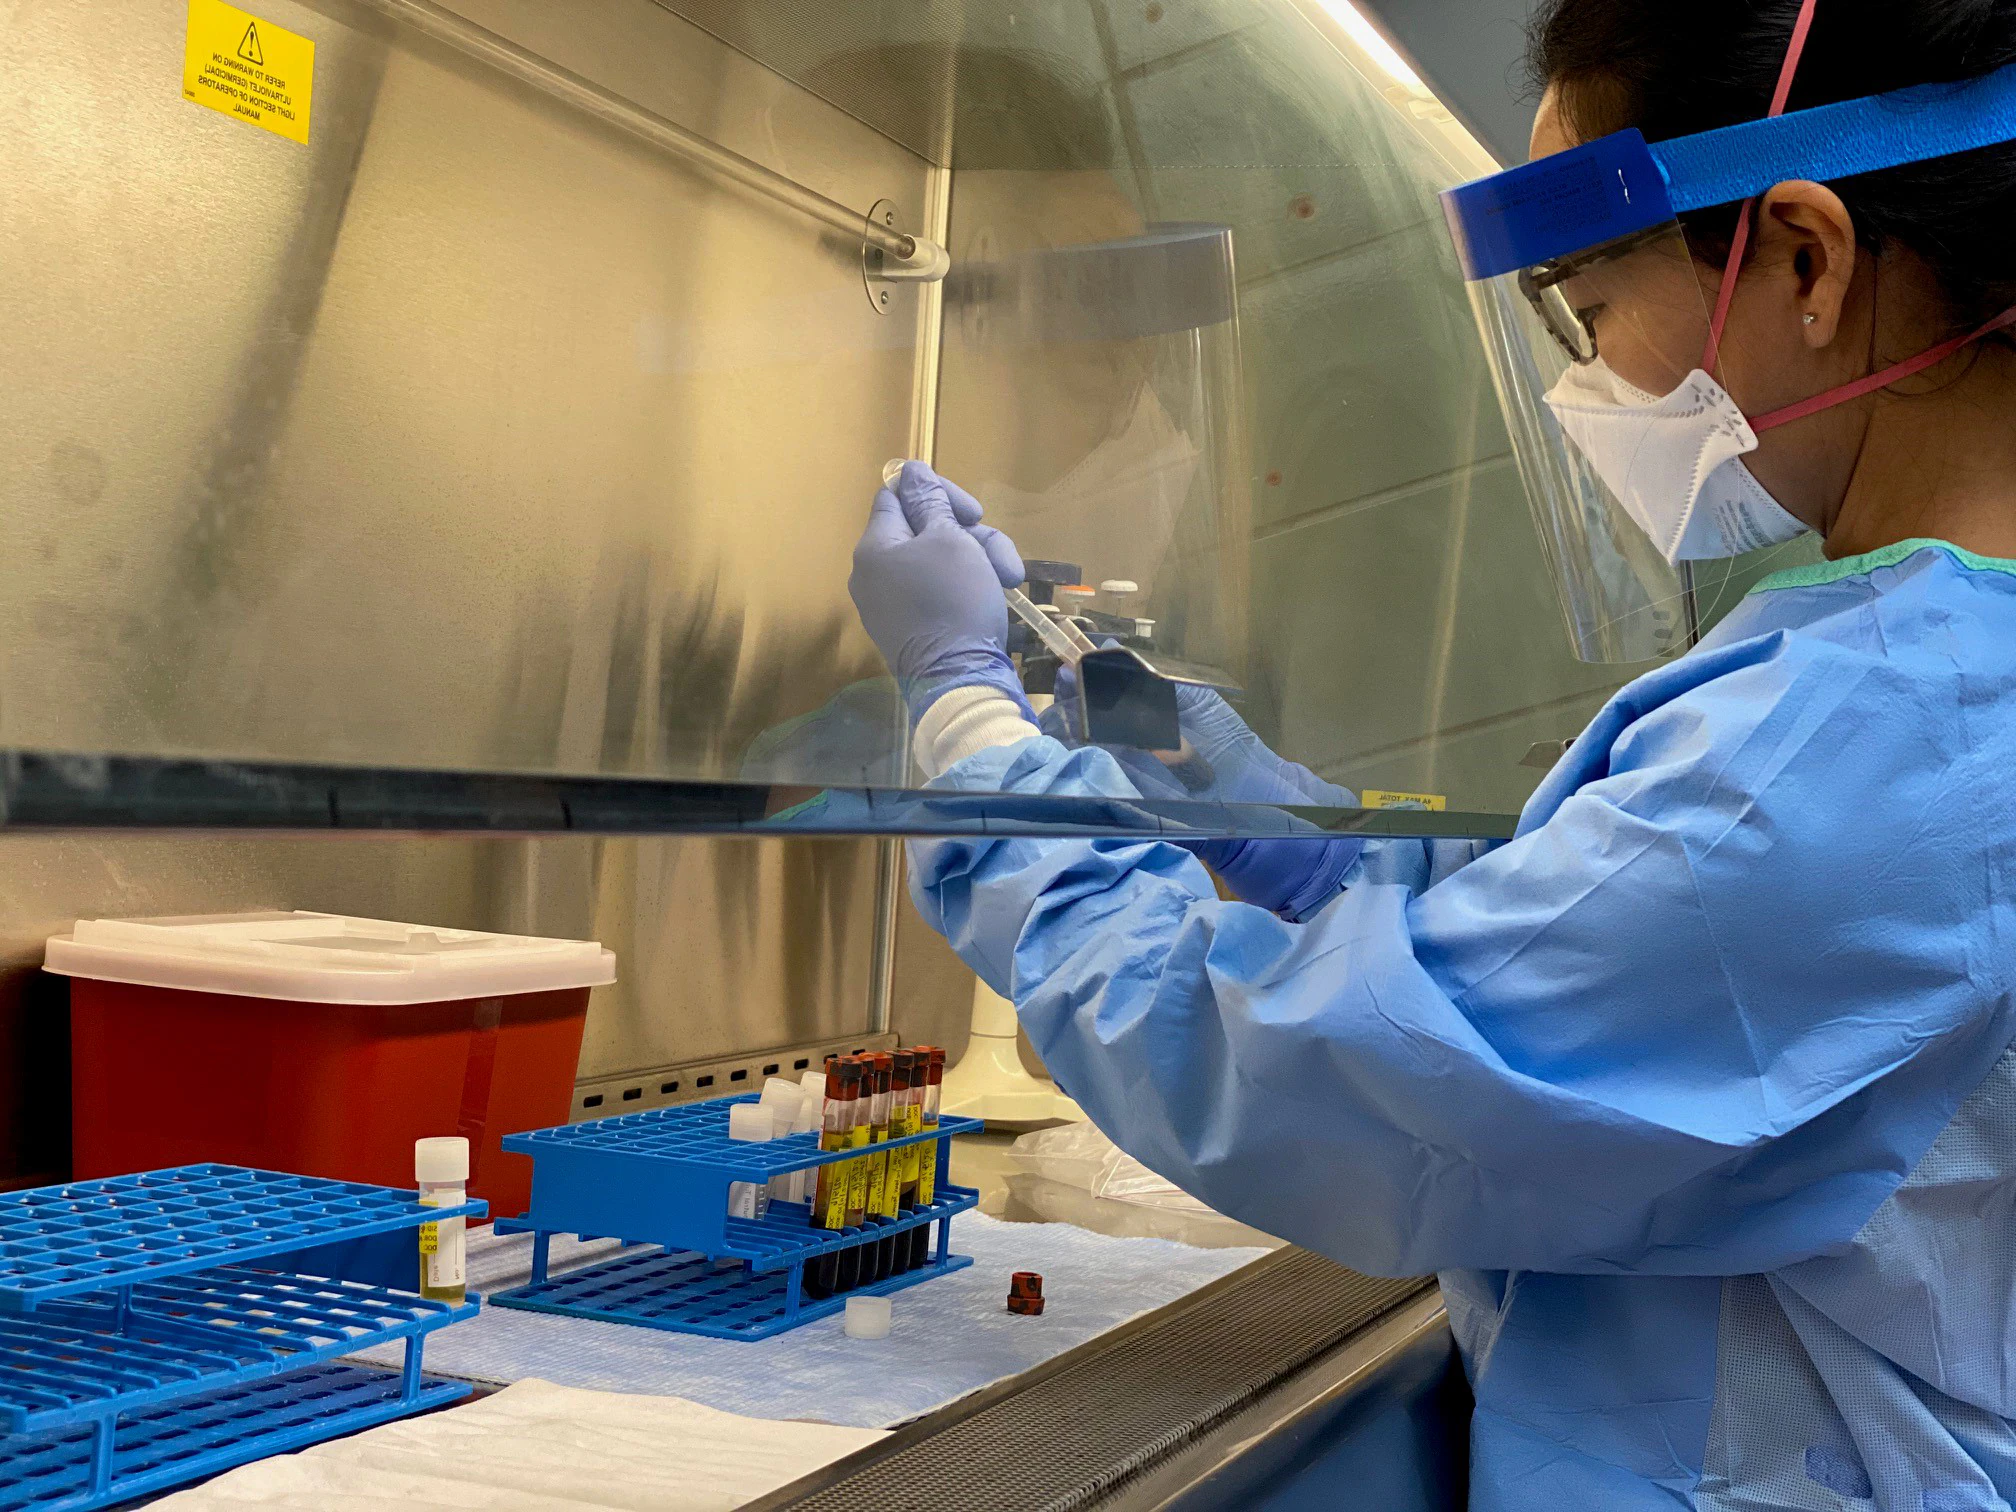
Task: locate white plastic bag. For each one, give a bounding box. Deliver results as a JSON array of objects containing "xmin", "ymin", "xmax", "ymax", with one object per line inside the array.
[{"xmin": 1005, "ymin": 1122, "xmax": 1215, "ymax": 1213}]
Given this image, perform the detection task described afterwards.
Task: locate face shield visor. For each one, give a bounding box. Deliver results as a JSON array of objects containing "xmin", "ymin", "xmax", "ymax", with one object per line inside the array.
[
  {"xmin": 1446, "ymin": 135, "xmax": 1730, "ymax": 663},
  {"xmin": 1443, "ymin": 57, "xmax": 2016, "ymax": 664}
]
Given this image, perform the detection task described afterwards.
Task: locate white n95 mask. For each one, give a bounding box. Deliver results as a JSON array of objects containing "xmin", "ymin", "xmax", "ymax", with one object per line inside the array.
[{"xmin": 1544, "ymin": 361, "xmax": 1812, "ymax": 564}]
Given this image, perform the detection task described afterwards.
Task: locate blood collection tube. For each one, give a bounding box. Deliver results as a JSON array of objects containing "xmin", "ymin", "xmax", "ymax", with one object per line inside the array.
[
  {"xmin": 861, "ymin": 1053, "xmax": 895, "ymax": 1284},
  {"xmin": 885, "ymin": 1050, "xmax": 918, "ymax": 1271},
  {"xmin": 910, "ymin": 1046, "xmax": 945, "ymax": 1271},
  {"xmin": 898, "ymin": 1050, "xmax": 924, "ymax": 1206},
  {"xmin": 872, "ymin": 1052, "xmax": 907, "ymax": 1278},
  {"xmin": 839, "ymin": 1057, "xmax": 873, "ymax": 1291},
  {"xmin": 805, "ymin": 1058, "xmax": 861, "ymax": 1300}
]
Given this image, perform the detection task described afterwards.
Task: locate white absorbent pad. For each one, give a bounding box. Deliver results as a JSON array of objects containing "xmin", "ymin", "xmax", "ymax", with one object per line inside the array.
[
  {"xmin": 150, "ymin": 1378, "xmax": 883, "ymax": 1510},
  {"xmin": 348, "ymin": 1212, "xmax": 1268, "ymax": 1429}
]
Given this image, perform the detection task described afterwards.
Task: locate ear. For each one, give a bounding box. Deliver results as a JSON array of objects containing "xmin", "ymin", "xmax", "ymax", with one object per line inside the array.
[{"xmin": 1755, "ymin": 181, "xmax": 1859, "ymax": 347}]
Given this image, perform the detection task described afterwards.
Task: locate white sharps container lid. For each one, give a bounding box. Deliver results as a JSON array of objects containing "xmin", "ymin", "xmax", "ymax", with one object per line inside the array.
[{"xmin": 42, "ymin": 911, "xmax": 616, "ymax": 1005}]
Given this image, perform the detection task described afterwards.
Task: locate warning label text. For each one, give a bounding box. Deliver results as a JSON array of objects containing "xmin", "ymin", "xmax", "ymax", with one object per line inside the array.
[{"xmin": 182, "ymin": 0, "xmax": 315, "ymax": 145}]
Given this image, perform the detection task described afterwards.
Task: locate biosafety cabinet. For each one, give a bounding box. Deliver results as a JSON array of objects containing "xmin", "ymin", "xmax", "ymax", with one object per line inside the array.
[
  {"xmin": 0, "ymin": 3, "xmax": 1706, "ymax": 1505},
  {"xmin": 4, "ymin": 0, "xmax": 1820, "ymax": 1152},
  {"xmin": 0, "ymin": 0, "xmax": 1829, "ymax": 1138},
  {"xmin": 6, "ymin": 0, "xmax": 1659, "ymax": 817}
]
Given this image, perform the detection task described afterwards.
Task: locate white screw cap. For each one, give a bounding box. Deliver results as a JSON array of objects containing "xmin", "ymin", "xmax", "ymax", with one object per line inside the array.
[
  {"xmin": 728, "ymin": 1104, "xmax": 775, "ymax": 1143},
  {"xmin": 759, "ymin": 1078, "xmax": 802, "ymax": 1127},
  {"xmin": 844, "ymin": 1295, "xmax": 893, "ymax": 1340},
  {"xmin": 414, "ymin": 1136, "xmax": 469, "ymax": 1184}
]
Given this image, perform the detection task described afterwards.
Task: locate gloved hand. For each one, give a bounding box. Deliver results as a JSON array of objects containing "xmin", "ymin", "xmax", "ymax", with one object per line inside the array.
[
  {"xmin": 1043, "ymin": 666, "xmax": 1363, "ymax": 921},
  {"xmin": 849, "ymin": 461, "xmax": 1030, "ymax": 720}
]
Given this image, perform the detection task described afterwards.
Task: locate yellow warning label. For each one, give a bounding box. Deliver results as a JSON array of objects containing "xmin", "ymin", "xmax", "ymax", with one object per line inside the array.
[
  {"xmin": 182, "ymin": 0, "xmax": 314, "ymax": 144},
  {"xmin": 1361, "ymin": 790, "xmax": 1448, "ymax": 812}
]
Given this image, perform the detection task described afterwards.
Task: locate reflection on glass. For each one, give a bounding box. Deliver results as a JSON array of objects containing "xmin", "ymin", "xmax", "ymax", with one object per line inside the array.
[{"xmin": 1, "ymin": 0, "xmax": 1685, "ymax": 837}]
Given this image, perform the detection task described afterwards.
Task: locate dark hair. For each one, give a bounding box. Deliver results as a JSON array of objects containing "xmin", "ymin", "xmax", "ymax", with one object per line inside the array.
[{"xmin": 1529, "ymin": 0, "xmax": 2016, "ymax": 333}]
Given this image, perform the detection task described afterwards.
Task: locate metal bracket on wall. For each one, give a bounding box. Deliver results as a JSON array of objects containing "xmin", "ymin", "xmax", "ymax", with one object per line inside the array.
[
  {"xmin": 571, "ymin": 1032, "xmax": 898, "ymax": 1121},
  {"xmin": 862, "ymin": 199, "xmax": 947, "ymax": 314}
]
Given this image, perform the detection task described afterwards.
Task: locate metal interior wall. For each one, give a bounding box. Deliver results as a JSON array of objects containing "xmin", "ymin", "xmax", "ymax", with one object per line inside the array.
[
  {"xmin": 1, "ymin": 0, "xmax": 931, "ymax": 780},
  {"xmin": 0, "ymin": 0, "xmax": 938, "ymax": 1166}
]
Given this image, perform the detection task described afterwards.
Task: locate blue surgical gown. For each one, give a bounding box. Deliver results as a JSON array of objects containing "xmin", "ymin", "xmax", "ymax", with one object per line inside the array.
[{"xmin": 908, "ymin": 540, "xmax": 2016, "ymax": 1511}]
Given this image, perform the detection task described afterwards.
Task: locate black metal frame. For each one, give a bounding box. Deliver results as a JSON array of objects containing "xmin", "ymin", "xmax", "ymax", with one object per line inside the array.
[{"xmin": 0, "ymin": 751, "xmax": 1518, "ymax": 841}]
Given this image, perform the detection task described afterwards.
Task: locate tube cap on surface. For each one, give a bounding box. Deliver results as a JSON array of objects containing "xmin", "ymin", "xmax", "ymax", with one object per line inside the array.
[
  {"xmin": 844, "ymin": 1295, "xmax": 893, "ymax": 1340},
  {"xmin": 727, "ymin": 1104, "xmax": 775, "ymax": 1143},
  {"xmin": 414, "ymin": 1136, "xmax": 469, "ymax": 1183}
]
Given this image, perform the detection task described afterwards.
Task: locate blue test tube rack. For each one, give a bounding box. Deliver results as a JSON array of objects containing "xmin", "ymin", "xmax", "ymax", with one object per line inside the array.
[
  {"xmin": 490, "ymin": 1093, "xmax": 981, "ymax": 1340},
  {"xmin": 0, "ymin": 1165, "xmax": 484, "ymax": 1511}
]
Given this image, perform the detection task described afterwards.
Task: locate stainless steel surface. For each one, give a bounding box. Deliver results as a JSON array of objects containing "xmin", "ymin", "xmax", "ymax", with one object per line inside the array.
[
  {"xmin": 743, "ymin": 1249, "xmax": 1431, "ymax": 1512},
  {"xmin": 573, "ymin": 836, "xmax": 880, "ymax": 1082},
  {"xmin": 1100, "ymin": 1290, "xmax": 1460, "ymax": 1511},
  {"xmin": 341, "ymin": 0, "xmax": 940, "ymax": 269},
  {"xmin": 569, "ymin": 1027, "xmax": 896, "ymax": 1119},
  {"xmin": 0, "ymin": 0, "xmax": 930, "ymax": 1176},
  {"xmin": 3, "ymin": 0, "xmax": 931, "ymax": 779}
]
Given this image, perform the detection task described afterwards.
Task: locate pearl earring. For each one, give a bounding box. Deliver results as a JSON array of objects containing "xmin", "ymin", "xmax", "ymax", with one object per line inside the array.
[{"xmin": 1803, "ymin": 313, "xmax": 1818, "ymax": 325}]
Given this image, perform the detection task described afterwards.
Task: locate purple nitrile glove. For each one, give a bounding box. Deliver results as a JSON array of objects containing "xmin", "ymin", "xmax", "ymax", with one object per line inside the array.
[
  {"xmin": 1043, "ymin": 665, "xmax": 1363, "ymax": 921},
  {"xmin": 849, "ymin": 461, "xmax": 1032, "ymax": 722}
]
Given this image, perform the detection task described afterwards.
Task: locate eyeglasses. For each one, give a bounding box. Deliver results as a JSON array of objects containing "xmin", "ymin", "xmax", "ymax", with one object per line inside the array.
[{"xmin": 1518, "ymin": 225, "xmax": 1672, "ymax": 366}]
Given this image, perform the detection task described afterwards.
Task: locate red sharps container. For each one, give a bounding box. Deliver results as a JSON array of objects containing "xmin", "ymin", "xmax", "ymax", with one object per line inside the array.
[{"xmin": 48, "ymin": 911, "xmax": 615, "ymax": 1219}]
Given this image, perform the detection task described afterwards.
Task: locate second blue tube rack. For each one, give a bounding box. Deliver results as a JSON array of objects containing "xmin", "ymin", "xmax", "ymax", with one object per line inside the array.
[
  {"xmin": 0, "ymin": 1165, "xmax": 484, "ymax": 1511},
  {"xmin": 492, "ymin": 1094, "xmax": 982, "ymax": 1340}
]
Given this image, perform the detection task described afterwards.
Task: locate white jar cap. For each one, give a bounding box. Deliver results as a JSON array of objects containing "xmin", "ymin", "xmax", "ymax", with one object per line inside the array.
[
  {"xmin": 759, "ymin": 1078, "xmax": 802, "ymax": 1123},
  {"xmin": 1099, "ymin": 580, "xmax": 1139, "ymax": 596},
  {"xmin": 415, "ymin": 1136, "xmax": 469, "ymax": 1183},
  {"xmin": 728, "ymin": 1104, "xmax": 774, "ymax": 1142},
  {"xmin": 844, "ymin": 1295, "xmax": 892, "ymax": 1340}
]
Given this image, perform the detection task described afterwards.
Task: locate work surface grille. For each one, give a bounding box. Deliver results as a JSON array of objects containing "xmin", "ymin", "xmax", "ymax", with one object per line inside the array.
[{"xmin": 758, "ymin": 1248, "xmax": 1428, "ymax": 1512}]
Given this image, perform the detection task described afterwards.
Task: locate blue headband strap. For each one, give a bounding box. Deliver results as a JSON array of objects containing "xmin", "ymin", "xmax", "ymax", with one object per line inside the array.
[
  {"xmin": 1657, "ymin": 58, "xmax": 2016, "ymax": 211},
  {"xmin": 1444, "ymin": 56, "xmax": 2016, "ymax": 281}
]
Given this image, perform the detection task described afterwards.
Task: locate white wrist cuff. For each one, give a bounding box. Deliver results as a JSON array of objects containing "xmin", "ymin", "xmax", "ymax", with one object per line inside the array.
[{"xmin": 915, "ymin": 685, "xmax": 1041, "ymax": 780}]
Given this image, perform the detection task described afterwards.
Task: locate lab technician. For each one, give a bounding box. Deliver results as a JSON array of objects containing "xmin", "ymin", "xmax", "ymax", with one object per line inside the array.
[{"xmin": 851, "ymin": 1, "xmax": 2016, "ymax": 1507}]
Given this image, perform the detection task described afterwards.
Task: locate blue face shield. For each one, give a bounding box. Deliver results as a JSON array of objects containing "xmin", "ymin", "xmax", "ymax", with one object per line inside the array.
[{"xmin": 1442, "ymin": 51, "xmax": 2016, "ymax": 663}]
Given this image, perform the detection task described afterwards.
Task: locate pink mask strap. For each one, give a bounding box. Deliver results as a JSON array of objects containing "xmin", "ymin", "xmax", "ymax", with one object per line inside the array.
[
  {"xmin": 1749, "ymin": 304, "xmax": 2016, "ymax": 432},
  {"xmin": 1701, "ymin": 0, "xmax": 1823, "ymax": 375}
]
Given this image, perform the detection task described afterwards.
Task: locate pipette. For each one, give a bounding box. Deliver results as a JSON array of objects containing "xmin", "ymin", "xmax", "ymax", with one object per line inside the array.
[{"xmin": 1006, "ymin": 587, "xmax": 1098, "ymax": 665}]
